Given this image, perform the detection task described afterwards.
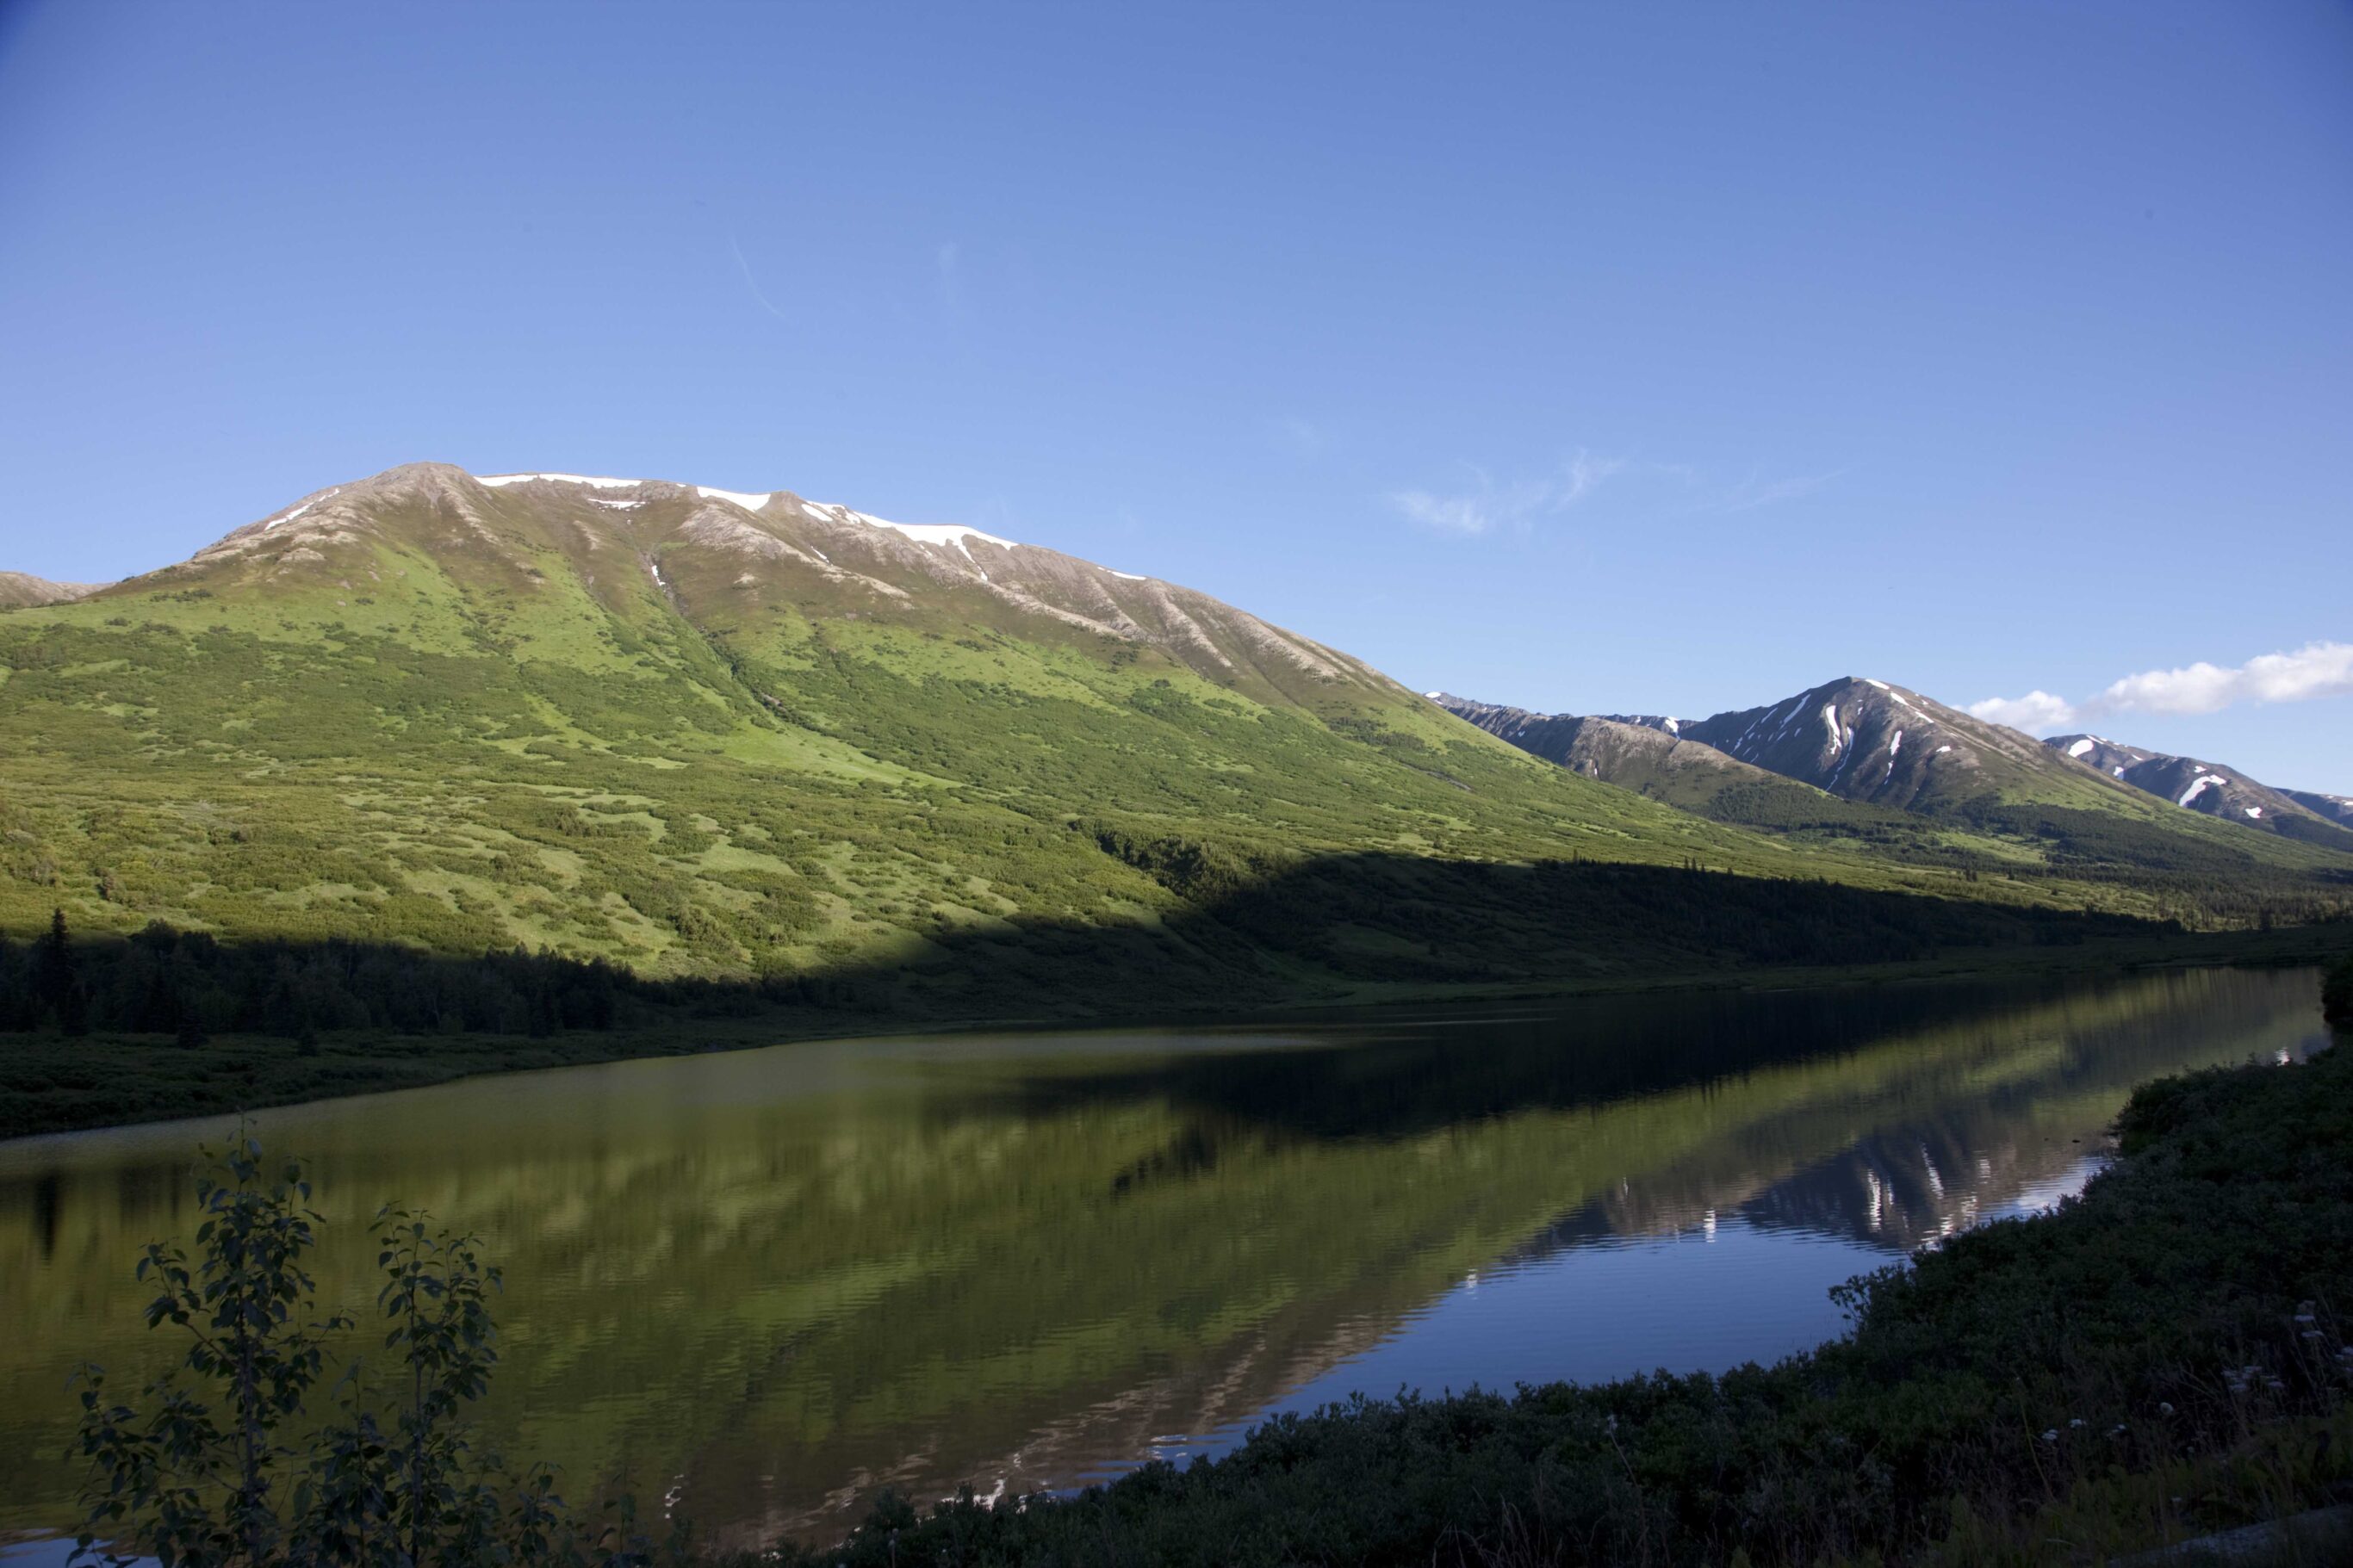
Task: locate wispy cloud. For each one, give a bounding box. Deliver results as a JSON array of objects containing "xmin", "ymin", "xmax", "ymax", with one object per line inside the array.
[
  {"xmin": 1392, "ymin": 450, "xmax": 1838, "ymax": 536},
  {"xmin": 1390, "ymin": 449, "xmax": 1624, "ymax": 536},
  {"xmin": 1690, "ymin": 468, "xmax": 1847, "ymax": 516},
  {"xmin": 934, "ymin": 241, "xmax": 963, "ymax": 314},
  {"xmin": 1970, "ymin": 641, "xmax": 2353, "ymax": 734},
  {"xmin": 1266, "ymin": 416, "xmax": 1327, "ymax": 460},
  {"xmin": 729, "ymin": 231, "xmax": 791, "ymax": 322}
]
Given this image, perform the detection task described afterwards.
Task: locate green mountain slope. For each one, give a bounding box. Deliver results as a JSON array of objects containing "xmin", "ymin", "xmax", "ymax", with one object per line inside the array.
[{"xmin": 0, "ymin": 467, "xmax": 2336, "ymax": 1008}]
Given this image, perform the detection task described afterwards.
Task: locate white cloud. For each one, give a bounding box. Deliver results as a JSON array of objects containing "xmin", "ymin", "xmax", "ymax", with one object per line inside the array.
[
  {"xmin": 2093, "ymin": 641, "xmax": 2353, "ymax": 716},
  {"xmin": 1390, "ymin": 449, "xmax": 1624, "ymax": 536},
  {"xmin": 1969, "ymin": 641, "xmax": 2353, "ymax": 735},
  {"xmin": 1967, "ymin": 691, "xmax": 2078, "ymax": 732}
]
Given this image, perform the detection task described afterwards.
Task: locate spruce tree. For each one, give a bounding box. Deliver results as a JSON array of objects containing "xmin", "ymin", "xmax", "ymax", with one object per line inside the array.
[{"xmin": 36, "ymin": 908, "xmax": 72, "ymax": 1009}]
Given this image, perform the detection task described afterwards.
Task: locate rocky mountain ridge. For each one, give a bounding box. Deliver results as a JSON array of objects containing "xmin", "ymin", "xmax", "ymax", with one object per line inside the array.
[
  {"xmin": 1430, "ymin": 680, "xmax": 2353, "ymax": 875},
  {"xmin": 0, "ymin": 572, "xmax": 102, "ymax": 609},
  {"xmin": 2046, "ymin": 734, "xmax": 2353, "ymax": 847}
]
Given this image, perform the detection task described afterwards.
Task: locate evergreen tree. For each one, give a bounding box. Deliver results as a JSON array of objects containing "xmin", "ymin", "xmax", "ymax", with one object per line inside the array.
[{"xmin": 36, "ymin": 908, "xmax": 74, "ymax": 1017}]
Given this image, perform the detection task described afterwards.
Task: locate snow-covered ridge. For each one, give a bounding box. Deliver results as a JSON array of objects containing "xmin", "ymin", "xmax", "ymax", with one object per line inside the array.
[
  {"xmin": 466, "ymin": 468, "xmax": 1140, "ymax": 572},
  {"xmin": 697, "ymin": 486, "xmax": 772, "ymax": 511},
  {"xmin": 793, "ymin": 497, "xmax": 1019, "ymax": 562}
]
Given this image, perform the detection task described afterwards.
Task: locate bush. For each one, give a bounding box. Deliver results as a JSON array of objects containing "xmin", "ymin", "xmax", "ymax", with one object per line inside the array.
[{"xmin": 70, "ymin": 1141, "xmax": 680, "ymax": 1568}]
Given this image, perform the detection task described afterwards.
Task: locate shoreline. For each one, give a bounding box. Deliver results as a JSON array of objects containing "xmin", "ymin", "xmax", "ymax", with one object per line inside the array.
[{"xmin": 4, "ymin": 924, "xmax": 2342, "ymax": 1148}]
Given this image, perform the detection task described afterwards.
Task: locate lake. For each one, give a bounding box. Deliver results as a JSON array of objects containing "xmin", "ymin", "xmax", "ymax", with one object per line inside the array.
[{"xmin": 0, "ymin": 965, "xmax": 2331, "ymax": 1550}]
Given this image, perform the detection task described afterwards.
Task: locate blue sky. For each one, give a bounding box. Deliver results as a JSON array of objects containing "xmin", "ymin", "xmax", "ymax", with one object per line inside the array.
[{"xmin": 3, "ymin": 2, "xmax": 2348, "ymax": 788}]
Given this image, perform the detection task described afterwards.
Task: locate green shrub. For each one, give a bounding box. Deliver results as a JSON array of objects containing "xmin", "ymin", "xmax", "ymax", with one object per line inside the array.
[{"xmin": 71, "ymin": 1140, "xmax": 680, "ymax": 1568}]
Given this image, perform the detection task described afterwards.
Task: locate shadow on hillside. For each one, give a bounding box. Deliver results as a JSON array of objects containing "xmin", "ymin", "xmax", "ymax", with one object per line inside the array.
[{"xmin": 3, "ymin": 848, "xmax": 2186, "ymax": 1055}]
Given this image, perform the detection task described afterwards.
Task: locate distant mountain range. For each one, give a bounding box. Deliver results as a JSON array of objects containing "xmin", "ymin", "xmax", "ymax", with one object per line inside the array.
[
  {"xmin": 3, "ymin": 464, "xmax": 2347, "ymax": 1011},
  {"xmin": 2288, "ymin": 789, "xmax": 2353, "ymax": 828},
  {"xmin": 2043, "ymin": 735, "xmax": 2353, "ymax": 846},
  {"xmin": 1434, "ymin": 679, "xmax": 2353, "ymax": 865}
]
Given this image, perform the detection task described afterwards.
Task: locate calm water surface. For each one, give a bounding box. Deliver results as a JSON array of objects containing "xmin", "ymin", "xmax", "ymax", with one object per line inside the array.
[{"xmin": 0, "ymin": 966, "xmax": 2331, "ymax": 1547}]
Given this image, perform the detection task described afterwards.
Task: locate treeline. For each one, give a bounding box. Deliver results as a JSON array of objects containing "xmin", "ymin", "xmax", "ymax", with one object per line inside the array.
[{"xmin": 0, "ymin": 912, "xmax": 854, "ymax": 1042}]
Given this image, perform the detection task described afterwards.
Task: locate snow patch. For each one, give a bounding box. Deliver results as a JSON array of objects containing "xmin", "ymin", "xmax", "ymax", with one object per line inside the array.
[
  {"xmin": 1937, "ymin": 745, "xmax": 1953, "ymax": 753},
  {"xmin": 862, "ymin": 517, "xmax": 1019, "ymax": 555},
  {"xmin": 1820, "ymin": 703, "xmax": 1842, "ymax": 753},
  {"xmin": 479, "ymin": 473, "xmax": 644, "ymax": 490},
  {"xmin": 1865, "ymin": 679, "xmax": 1890, "ymax": 691},
  {"xmin": 1109, "ymin": 569, "xmax": 1146, "ymax": 581},
  {"xmin": 264, "ymin": 489, "xmax": 338, "ymax": 530},
  {"xmin": 797, "ymin": 496, "xmax": 1023, "ymax": 561},
  {"xmin": 1883, "ymin": 729, "xmax": 1903, "ymax": 783},
  {"xmin": 2245, "ymin": 807, "xmax": 2263, "ymax": 819},
  {"xmin": 1664, "ymin": 717, "xmax": 1680, "ymax": 734},
  {"xmin": 2178, "ymin": 774, "xmax": 2221, "ymax": 809},
  {"xmin": 2113, "ymin": 766, "xmax": 2126, "ymax": 777},
  {"xmin": 2066, "ymin": 738, "xmax": 2095, "ymax": 759},
  {"xmin": 696, "ymin": 486, "xmax": 772, "ymax": 511},
  {"xmin": 587, "ymin": 498, "xmax": 643, "ymax": 511}
]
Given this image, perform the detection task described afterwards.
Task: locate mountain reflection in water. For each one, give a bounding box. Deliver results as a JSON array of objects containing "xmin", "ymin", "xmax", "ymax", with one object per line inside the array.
[{"xmin": 0, "ymin": 965, "xmax": 2329, "ymax": 1548}]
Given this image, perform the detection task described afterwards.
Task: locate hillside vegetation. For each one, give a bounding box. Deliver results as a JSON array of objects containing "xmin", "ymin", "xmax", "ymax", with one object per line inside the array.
[{"xmin": 2, "ymin": 467, "xmax": 2344, "ymax": 1018}]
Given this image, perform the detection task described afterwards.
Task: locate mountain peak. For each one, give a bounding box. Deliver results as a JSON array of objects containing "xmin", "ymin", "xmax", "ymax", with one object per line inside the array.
[{"xmin": 112, "ymin": 462, "xmax": 1379, "ymax": 706}]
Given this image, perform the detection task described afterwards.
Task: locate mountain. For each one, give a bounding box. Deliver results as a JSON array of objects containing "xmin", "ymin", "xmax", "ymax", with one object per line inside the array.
[
  {"xmin": 0, "ymin": 572, "xmax": 101, "ymax": 609},
  {"xmin": 1437, "ymin": 678, "xmax": 2168, "ymax": 820},
  {"xmin": 1431, "ymin": 694, "xmax": 1874, "ymax": 825},
  {"xmin": 8, "ymin": 462, "xmax": 2164, "ymax": 1016},
  {"xmin": 2284, "ymin": 790, "xmax": 2353, "ymax": 828},
  {"xmin": 1603, "ymin": 677, "xmax": 2157, "ymax": 814},
  {"xmin": 2046, "ymin": 735, "xmax": 2353, "ymax": 849},
  {"xmin": 1437, "ymin": 679, "xmax": 2353, "ymax": 907}
]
